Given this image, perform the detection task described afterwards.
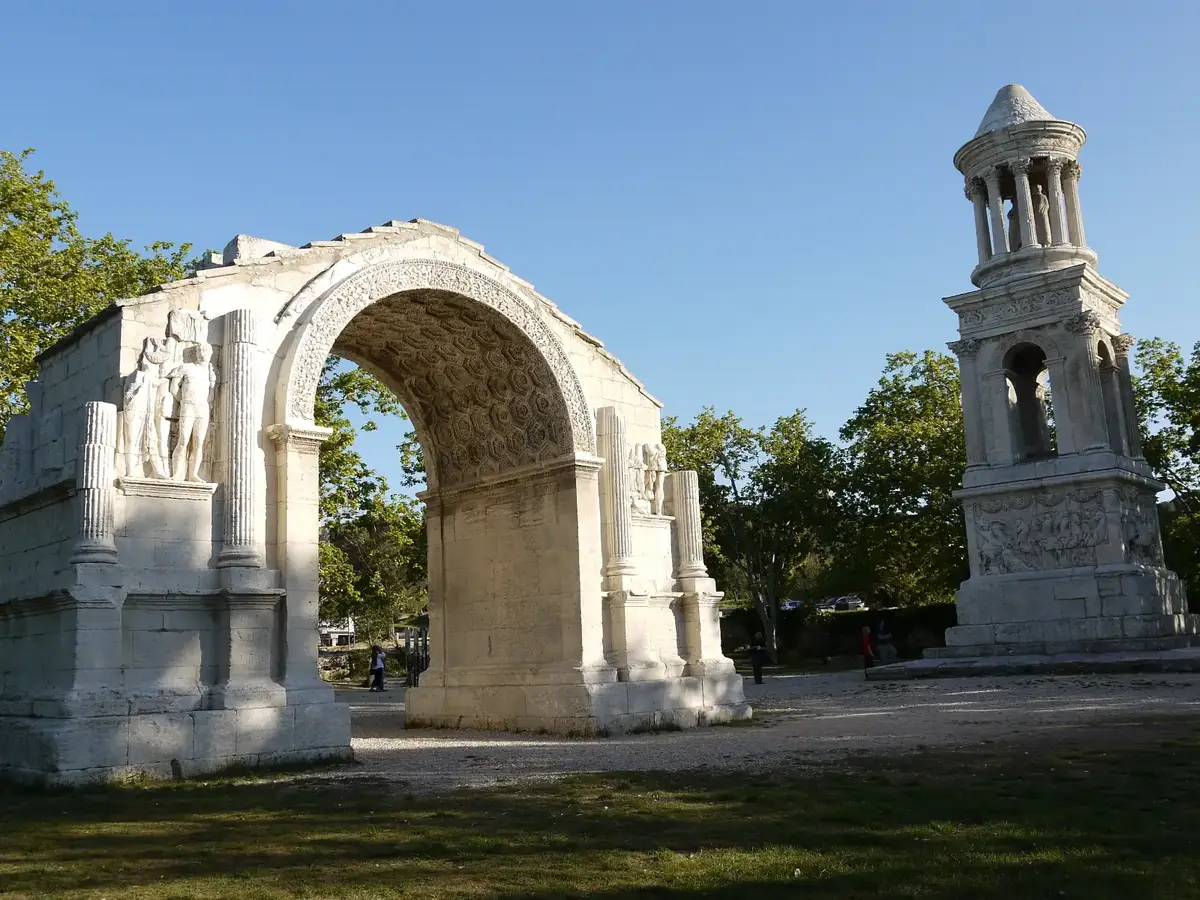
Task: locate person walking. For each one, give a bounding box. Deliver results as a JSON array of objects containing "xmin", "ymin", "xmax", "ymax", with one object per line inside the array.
[
  {"xmin": 370, "ymin": 644, "xmax": 386, "ymax": 692},
  {"xmin": 861, "ymin": 625, "xmax": 876, "ymax": 672},
  {"xmin": 749, "ymin": 633, "xmax": 768, "ymax": 685}
]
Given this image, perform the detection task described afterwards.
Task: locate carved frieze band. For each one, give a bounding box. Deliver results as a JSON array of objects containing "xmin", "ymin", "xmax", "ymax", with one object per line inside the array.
[{"xmin": 971, "ymin": 486, "xmax": 1162, "ymax": 574}]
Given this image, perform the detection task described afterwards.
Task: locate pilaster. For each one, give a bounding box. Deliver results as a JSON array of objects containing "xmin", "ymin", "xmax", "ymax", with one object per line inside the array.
[
  {"xmin": 595, "ymin": 407, "xmax": 637, "ymax": 589},
  {"xmin": 267, "ymin": 422, "xmax": 334, "ymax": 704},
  {"xmin": 218, "ymin": 309, "xmax": 263, "ymax": 567},
  {"xmin": 70, "ymin": 402, "xmax": 119, "ymax": 565}
]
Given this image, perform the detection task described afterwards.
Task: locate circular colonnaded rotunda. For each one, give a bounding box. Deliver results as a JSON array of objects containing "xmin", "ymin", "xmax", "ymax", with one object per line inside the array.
[{"xmin": 0, "ymin": 220, "xmax": 748, "ymax": 785}]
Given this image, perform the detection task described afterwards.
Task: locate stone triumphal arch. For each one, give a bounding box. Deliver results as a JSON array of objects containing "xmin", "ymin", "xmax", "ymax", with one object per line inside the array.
[{"xmin": 0, "ymin": 221, "xmax": 747, "ymax": 785}]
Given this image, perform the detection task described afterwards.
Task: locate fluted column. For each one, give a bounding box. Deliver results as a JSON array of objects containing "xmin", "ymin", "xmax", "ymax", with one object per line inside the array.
[
  {"xmin": 1063, "ymin": 160, "xmax": 1087, "ymax": 248},
  {"xmin": 218, "ymin": 309, "xmax": 263, "ymax": 567},
  {"xmin": 1011, "ymin": 159, "xmax": 1039, "ymax": 250},
  {"xmin": 596, "ymin": 407, "xmax": 636, "ymax": 583},
  {"xmin": 948, "ymin": 340, "xmax": 986, "ymax": 467},
  {"xmin": 983, "ymin": 170, "xmax": 1009, "ymax": 255},
  {"xmin": 966, "ymin": 179, "xmax": 991, "ymax": 265},
  {"xmin": 1112, "ymin": 333, "xmax": 1144, "ymax": 458},
  {"xmin": 70, "ymin": 401, "xmax": 119, "ymax": 565},
  {"xmin": 1045, "ymin": 158, "xmax": 1069, "ymax": 245},
  {"xmin": 665, "ymin": 470, "xmax": 707, "ymax": 579}
]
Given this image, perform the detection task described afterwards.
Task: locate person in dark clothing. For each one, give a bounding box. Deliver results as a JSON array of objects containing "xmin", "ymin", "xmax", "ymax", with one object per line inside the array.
[
  {"xmin": 370, "ymin": 644, "xmax": 386, "ymax": 692},
  {"xmin": 861, "ymin": 625, "xmax": 875, "ymax": 671},
  {"xmin": 749, "ymin": 633, "xmax": 768, "ymax": 685}
]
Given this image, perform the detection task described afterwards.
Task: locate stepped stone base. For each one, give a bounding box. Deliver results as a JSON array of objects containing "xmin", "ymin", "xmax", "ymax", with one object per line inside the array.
[
  {"xmin": 0, "ymin": 701, "xmax": 352, "ymax": 787},
  {"xmin": 868, "ymin": 645, "xmax": 1200, "ymax": 681},
  {"xmin": 407, "ymin": 673, "xmax": 751, "ymax": 735}
]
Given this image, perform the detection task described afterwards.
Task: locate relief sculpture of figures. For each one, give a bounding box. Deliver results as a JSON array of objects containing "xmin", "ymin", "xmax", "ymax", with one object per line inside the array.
[
  {"xmin": 169, "ymin": 342, "xmax": 216, "ymax": 482},
  {"xmin": 117, "ymin": 337, "xmax": 166, "ymax": 478},
  {"xmin": 645, "ymin": 443, "xmax": 668, "ymax": 515},
  {"xmin": 628, "ymin": 442, "xmax": 650, "ymax": 513},
  {"xmin": 116, "ymin": 313, "xmax": 215, "ymax": 483}
]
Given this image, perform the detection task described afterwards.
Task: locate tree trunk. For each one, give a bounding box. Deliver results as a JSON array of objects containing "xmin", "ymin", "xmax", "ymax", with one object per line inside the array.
[{"xmin": 753, "ymin": 594, "xmax": 779, "ymax": 663}]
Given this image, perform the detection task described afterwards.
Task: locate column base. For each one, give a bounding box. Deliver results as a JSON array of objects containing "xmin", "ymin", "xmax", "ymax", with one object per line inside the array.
[{"xmin": 406, "ymin": 673, "xmax": 750, "ymax": 736}]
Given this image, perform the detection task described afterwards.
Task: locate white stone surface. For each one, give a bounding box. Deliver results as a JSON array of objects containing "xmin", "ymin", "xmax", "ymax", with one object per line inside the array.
[
  {"xmin": 942, "ymin": 87, "xmax": 1196, "ymax": 660},
  {"xmin": 0, "ymin": 219, "xmax": 745, "ymax": 784}
]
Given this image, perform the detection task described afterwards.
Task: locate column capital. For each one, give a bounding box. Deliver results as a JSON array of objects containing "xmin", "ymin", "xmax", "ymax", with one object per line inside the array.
[
  {"xmin": 1063, "ymin": 310, "xmax": 1103, "ymax": 335},
  {"xmin": 1045, "ymin": 156, "xmax": 1066, "ymax": 174},
  {"xmin": 1062, "ymin": 159, "xmax": 1082, "ymax": 181},
  {"xmin": 947, "ymin": 338, "xmax": 982, "ymax": 358},
  {"xmin": 982, "ymin": 167, "xmax": 1002, "ymax": 187},
  {"xmin": 1010, "ymin": 157, "xmax": 1032, "ymax": 176},
  {"xmin": 1113, "ymin": 333, "xmax": 1137, "ymax": 356},
  {"xmin": 266, "ymin": 422, "xmax": 333, "ymax": 454},
  {"xmin": 964, "ymin": 177, "xmax": 986, "ymax": 202}
]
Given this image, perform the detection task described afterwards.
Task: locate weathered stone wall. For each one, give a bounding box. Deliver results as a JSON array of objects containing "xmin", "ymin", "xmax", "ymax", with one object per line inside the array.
[{"xmin": 0, "ymin": 219, "xmax": 746, "ymax": 784}]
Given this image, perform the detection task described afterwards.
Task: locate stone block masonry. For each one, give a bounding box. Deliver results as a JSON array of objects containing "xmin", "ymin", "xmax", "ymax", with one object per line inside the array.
[{"xmin": 0, "ymin": 219, "xmax": 747, "ymax": 784}]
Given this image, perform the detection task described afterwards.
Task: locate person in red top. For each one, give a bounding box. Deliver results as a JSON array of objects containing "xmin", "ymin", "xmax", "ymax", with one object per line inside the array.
[{"xmin": 861, "ymin": 625, "xmax": 875, "ymax": 672}]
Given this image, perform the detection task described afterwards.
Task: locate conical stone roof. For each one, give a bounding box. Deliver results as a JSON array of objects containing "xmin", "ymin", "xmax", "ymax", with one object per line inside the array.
[{"xmin": 974, "ymin": 84, "xmax": 1055, "ymax": 137}]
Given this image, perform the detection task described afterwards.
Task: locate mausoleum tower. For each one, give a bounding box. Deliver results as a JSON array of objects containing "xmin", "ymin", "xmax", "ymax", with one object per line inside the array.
[{"xmin": 934, "ymin": 84, "xmax": 1198, "ymax": 657}]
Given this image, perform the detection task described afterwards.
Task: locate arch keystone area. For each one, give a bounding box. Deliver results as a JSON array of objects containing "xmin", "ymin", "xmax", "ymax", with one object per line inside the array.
[{"xmin": 0, "ymin": 221, "xmax": 747, "ymax": 785}]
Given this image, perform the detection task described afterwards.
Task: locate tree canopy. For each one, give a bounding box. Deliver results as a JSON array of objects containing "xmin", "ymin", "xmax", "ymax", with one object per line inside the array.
[{"xmin": 0, "ymin": 149, "xmax": 192, "ymax": 434}]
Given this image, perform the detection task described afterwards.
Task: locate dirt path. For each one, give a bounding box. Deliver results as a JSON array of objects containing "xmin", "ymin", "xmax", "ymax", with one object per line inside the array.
[{"xmin": 327, "ymin": 671, "xmax": 1200, "ymax": 792}]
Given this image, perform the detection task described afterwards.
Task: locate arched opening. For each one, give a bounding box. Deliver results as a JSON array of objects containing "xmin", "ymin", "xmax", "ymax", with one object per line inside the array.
[
  {"xmin": 273, "ymin": 259, "xmax": 613, "ymax": 733},
  {"xmin": 1005, "ymin": 343, "xmax": 1056, "ymax": 460}
]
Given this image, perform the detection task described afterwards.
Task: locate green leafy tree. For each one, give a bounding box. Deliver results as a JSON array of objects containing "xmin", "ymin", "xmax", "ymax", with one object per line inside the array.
[
  {"xmin": 323, "ymin": 494, "xmax": 427, "ymax": 643},
  {"xmin": 833, "ymin": 350, "xmax": 967, "ymax": 606},
  {"xmin": 1132, "ymin": 338, "xmax": 1200, "ymax": 591},
  {"xmin": 313, "ymin": 357, "xmax": 428, "ymax": 634},
  {"xmin": 0, "ymin": 149, "xmax": 191, "ymax": 434},
  {"xmin": 663, "ymin": 408, "xmax": 842, "ymax": 656}
]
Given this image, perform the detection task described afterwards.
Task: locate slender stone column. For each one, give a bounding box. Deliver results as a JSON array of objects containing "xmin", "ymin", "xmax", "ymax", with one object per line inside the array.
[
  {"xmin": 1011, "ymin": 159, "xmax": 1038, "ymax": 249},
  {"xmin": 983, "ymin": 170, "xmax": 1009, "ymax": 255},
  {"xmin": 1113, "ymin": 333, "xmax": 1144, "ymax": 458},
  {"xmin": 1062, "ymin": 312, "xmax": 1110, "ymax": 453},
  {"xmin": 1045, "ymin": 158, "xmax": 1068, "ymax": 245},
  {"xmin": 966, "ymin": 179, "xmax": 991, "ymax": 265},
  {"xmin": 1063, "ymin": 160, "xmax": 1087, "ymax": 248},
  {"xmin": 595, "ymin": 407, "xmax": 636, "ymax": 583},
  {"xmin": 948, "ymin": 340, "xmax": 986, "ymax": 467},
  {"xmin": 665, "ymin": 470, "xmax": 707, "ymax": 579},
  {"xmin": 218, "ymin": 309, "xmax": 263, "ymax": 567},
  {"xmin": 70, "ymin": 401, "xmax": 119, "ymax": 565}
]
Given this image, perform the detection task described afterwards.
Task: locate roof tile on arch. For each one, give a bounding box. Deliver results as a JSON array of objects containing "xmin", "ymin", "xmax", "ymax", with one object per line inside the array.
[{"xmin": 975, "ymin": 84, "xmax": 1055, "ymax": 137}]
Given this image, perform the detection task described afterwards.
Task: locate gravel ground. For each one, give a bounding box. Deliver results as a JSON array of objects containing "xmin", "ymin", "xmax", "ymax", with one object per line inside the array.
[{"xmin": 324, "ymin": 671, "xmax": 1200, "ymax": 793}]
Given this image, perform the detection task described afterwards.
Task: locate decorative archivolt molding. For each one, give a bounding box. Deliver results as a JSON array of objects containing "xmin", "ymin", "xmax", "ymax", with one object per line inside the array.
[{"xmin": 278, "ymin": 257, "xmax": 597, "ymax": 483}]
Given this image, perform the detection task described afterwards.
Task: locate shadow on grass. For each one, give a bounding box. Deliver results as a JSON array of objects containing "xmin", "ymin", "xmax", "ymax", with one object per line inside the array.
[{"xmin": 3, "ymin": 722, "xmax": 1200, "ymax": 898}]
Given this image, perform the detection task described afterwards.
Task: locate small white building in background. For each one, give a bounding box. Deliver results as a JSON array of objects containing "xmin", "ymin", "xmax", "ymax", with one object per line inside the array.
[{"xmin": 318, "ymin": 619, "xmax": 356, "ymax": 647}]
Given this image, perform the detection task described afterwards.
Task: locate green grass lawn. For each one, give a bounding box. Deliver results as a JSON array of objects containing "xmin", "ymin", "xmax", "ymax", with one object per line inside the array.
[{"xmin": 4, "ymin": 722, "xmax": 1200, "ymax": 898}]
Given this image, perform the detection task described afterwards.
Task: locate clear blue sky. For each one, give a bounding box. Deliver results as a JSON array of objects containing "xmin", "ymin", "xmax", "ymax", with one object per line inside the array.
[{"xmin": 5, "ymin": 2, "xmax": 1198, "ymax": 490}]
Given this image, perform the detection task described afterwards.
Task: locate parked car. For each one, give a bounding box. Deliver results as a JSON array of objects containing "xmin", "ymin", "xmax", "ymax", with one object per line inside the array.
[
  {"xmin": 780, "ymin": 599, "xmax": 805, "ymax": 611},
  {"xmin": 817, "ymin": 595, "xmax": 867, "ymax": 612}
]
